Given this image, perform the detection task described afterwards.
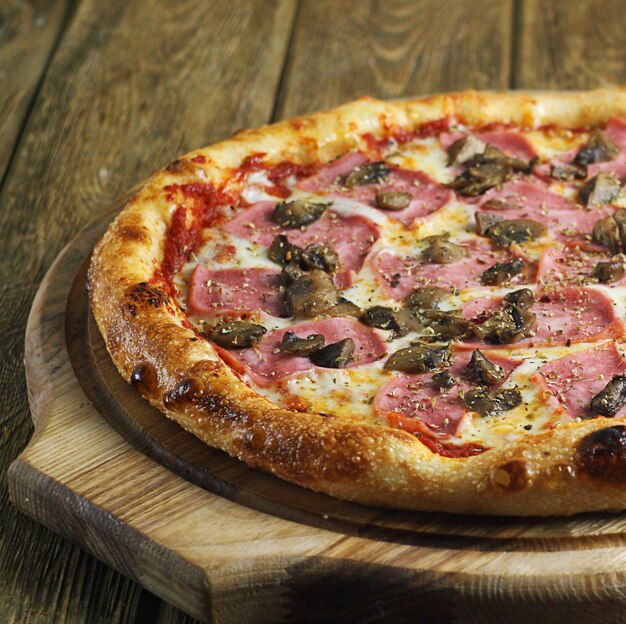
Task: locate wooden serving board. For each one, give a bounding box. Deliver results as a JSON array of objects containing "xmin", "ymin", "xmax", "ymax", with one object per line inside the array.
[{"xmin": 10, "ymin": 200, "xmax": 626, "ymax": 623}]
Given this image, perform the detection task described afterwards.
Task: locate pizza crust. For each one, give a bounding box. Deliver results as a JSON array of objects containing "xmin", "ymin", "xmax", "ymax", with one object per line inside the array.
[{"xmin": 89, "ymin": 89, "xmax": 626, "ymax": 515}]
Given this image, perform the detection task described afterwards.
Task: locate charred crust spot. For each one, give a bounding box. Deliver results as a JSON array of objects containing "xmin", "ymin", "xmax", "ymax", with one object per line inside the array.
[
  {"xmin": 163, "ymin": 378, "xmax": 201, "ymax": 410},
  {"xmin": 127, "ymin": 303, "xmax": 137, "ymax": 317},
  {"xmin": 166, "ymin": 159, "xmax": 185, "ymax": 173},
  {"xmin": 130, "ymin": 362, "xmax": 157, "ymax": 397},
  {"xmin": 492, "ymin": 460, "xmax": 528, "ymax": 492},
  {"xmin": 127, "ymin": 282, "xmax": 171, "ymax": 309},
  {"xmin": 576, "ymin": 426, "xmax": 626, "ymax": 485},
  {"xmin": 117, "ymin": 225, "xmax": 150, "ymax": 244}
]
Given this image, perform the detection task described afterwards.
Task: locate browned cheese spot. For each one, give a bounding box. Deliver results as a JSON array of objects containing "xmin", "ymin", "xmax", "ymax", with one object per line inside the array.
[
  {"xmin": 576, "ymin": 425, "xmax": 626, "ymax": 486},
  {"xmin": 117, "ymin": 225, "xmax": 150, "ymax": 244}
]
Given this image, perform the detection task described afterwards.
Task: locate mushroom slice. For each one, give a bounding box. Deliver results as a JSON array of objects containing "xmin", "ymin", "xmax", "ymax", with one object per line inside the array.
[
  {"xmin": 325, "ymin": 297, "xmax": 362, "ymax": 318},
  {"xmin": 432, "ymin": 370, "xmax": 457, "ymax": 390},
  {"xmin": 309, "ymin": 338, "xmax": 355, "ymax": 368},
  {"xmin": 483, "ymin": 219, "xmax": 547, "ymax": 248},
  {"xmin": 590, "ymin": 375, "xmax": 626, "ymax": 416},
  {"xmin": 361, "ymin": 306, "xmax": 402, "ymax": 331},
  {"xmin": 593, "ymin": 260, "xmax": 624, "ymax": 284},
  {"xmin": 403, "ymin": 286, "xmax": 448, "ymax": 311},
  {"xmin": 464, "ymin": 387, "xmax": 522, "ymax": 417},
  {"xmin": 209, "ymin": 321, "xmax": 267, "ymax": 349},
  {"xmin": 472, "ymin": 303, "xmax": 537, "ymax": 345},
  {"xmin": 279, "ymin": 332, "xmax": 325, "ymax": 356},
  {"xmin": 503, "ymin": 288, "xmax": 534, "ymax": 310},
  {"xmin": 447, "ymin": 162, "xmax": 512, "ymax": 196},
  {"xmin": 375, "ymin": 191, "xmax": 412, "ymax": 211},
  {"xmin": 281, "ymin": 260, "xmax": 306, "ymax": 286},
  {"xmin": 592, "ymin": 208, "xmax": 626, "ymax": 254},
  {"xmin": 574, "ymin": 128, "xmax": 619, "ymax": 165},
  {"xmin": 475, "ymin": 211, "xmax": 504, "ymax": 235},
  {"xmin": 268, "ymin": 235, "xmax": 302, "ymax": 266},
  {"xmin": 421, "ymin": 234, "xmax": 469, "ymax": 264},
  {"xmin": 550, "ymin": 162, "xmax": 587, "ymax": 181},
  {"xmin": 447, "ymin": 135, "xmax": 487, "ymax": 166},
  {"xmin": 284, "ymin": 270, "xmax": 339, "ymax": 318},
  {"xmin": 384, "ymin": 343, "xmax": 451, "ymax": 374},
  {"xmin": 271, "ymin": 199, "xmax": 329, "ymax": 228},
  {"xmin": 345, "ymin": 161, "xmax": 391, "ymax": 187},
  {"xmin": 465, "ymin": 350, "xmax": 504, "ymax": 385},
  {"xmin": 579, "ymin": 173, "xmax": 621, "ymax": 207},
  {"xmin": 421, "ymin": 310, "xmax": 472, "ymax": 341},
  {"xmin": 299, "ymin": 243, "xmax": 339, "ymax": 273},
  {"xmin": 480, "ymin": 257, "xmax": 528, "ymax": 286}
]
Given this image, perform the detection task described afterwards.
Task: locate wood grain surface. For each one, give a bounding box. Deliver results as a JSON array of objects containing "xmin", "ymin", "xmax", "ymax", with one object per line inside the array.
[{"xmin": 2, "ymin": 1, "xmax": 626, "ymax": 622}]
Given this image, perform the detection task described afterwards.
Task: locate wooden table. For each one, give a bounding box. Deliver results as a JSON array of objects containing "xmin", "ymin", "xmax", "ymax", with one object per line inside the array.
[{"xmin": 2, "ymin": 1, "xmax": 626, "ymax": 621}]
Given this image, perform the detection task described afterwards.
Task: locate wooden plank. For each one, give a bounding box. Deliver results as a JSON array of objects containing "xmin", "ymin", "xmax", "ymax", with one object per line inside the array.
[
  {"xmin": 516, "ymin": 0, "xmax": 626, "ymax": 89},
  {"xmin": 0, "ymin": 1, "xmax": 296, "ymax": 622},
  {"xmin": 274, "ymin": 0, "xmax": 513, "ymax": 119},
  {"xmin": 0, "ymin": 0, "xmax": 70, "ymax": 185}
]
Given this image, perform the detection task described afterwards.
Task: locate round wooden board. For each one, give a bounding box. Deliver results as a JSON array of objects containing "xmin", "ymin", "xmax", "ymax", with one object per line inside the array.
[{"xmin": 10, "ymin": 197, "xmax": 626, "ymax": 623}]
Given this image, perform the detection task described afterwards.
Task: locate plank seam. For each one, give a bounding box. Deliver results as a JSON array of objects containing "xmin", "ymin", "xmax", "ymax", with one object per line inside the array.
[{"xmin": 509, "ymin": 0, "xmax": 522, "ymax": 88}]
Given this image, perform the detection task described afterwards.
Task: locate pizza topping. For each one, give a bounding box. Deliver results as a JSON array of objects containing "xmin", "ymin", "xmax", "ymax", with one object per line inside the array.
[
  {"xmin": 592, "ymin": 208, "xmax": 626, "ymax": 254},
  {"xmin": 325, "ymin": 297, "xmax": 362, "ymax": 318},
  {"xmin": 464, "ymin": 349, "xmax": 505, "ymax": 385},
  {"xmin": 384, "ymin": 343, "xmax": 451, "ymax": 374},
  {"xmin": 299, "ymin": 243, "xmax": 339, "ymax": 273},
  {"xmin": 578, "ymin": 173, "xmax": 620, "ymax": 207},
  {"xmin": 432, "ymin": 370, "xmax": 457, "ymax": 389},
  {"xmin": 278, "ymin": 332, "xmax": 325, "ymax": 355},
  {"xmin": 361, "ymin": 306, "xmax": 404, "ymax": 332},
  {"xmin": 283, "ymin": 270, "xmax": 339, "ymax": 318},
  {"xmin": 574, "ymin": 128, "xmax": 619, "ymax": 166},
  {"xmin": 187, "ymin": 266, "xmax": 286, "ymax": 317},
  {"xmin": 549, "ymin": 162, "xmax": 587, "ymax": 181},
  {"xmin": 308, "ymin": 337, "xmax": 355, "ymax": 368},
  {"xmin": 403, "ymin": 286, "xmax": 448, "ymax": 311},
  {"xmin": 503, "ymin": 287, "xmax": 534, "ymax": 309},
  {"xmin": 463, "ymin": 387, "xmax": 522, "ymax": 418},
  {"xmin": 481, "ymin": 257, "xmax": 528, "ymax": 286},
  {"xmin": 482, "ymin": 219, "xmax": 547, "ymax": 248},
  {"xmin": 420, "ymin": 310, "xmax": 472, "ymax": 341},
  {"xmin": 209, "ymin": 321, "xmax": 268, "ymax": 349},
  {"xmin": 268, "ymin": 234, "xmax": 302, "ymax": 266},
  {"xmin": 590, "ymin": 375, "xmax": 626, "ymax": 417},
  {"xmin": 593, "ymin": 260, "xmax": 625, "ymax": 284},
  {"xmin": 344, "ymin": 161, "xmax": 392, "ymax": 187},
  {"xmin": 474, "ymin": 211, "xmax": 504, "ymax": 235},
  {"xmin": 471, "ymin": 299, "xmax": 537, "ymax": 345},
  {"xmin": 537, "ymin": 342, "xmax": 626, "ymax": 420},
  {"xmin": 576, "ymin": 425, "xmax": 626, "ymax": 486},
  {"xmin": 271, "ymin": 199, "xmax": 328, "ymax": 228},
  {"xmin": 446, "ymin": 134, "xmax": 487, "ymax": 165},
  {"xmin": 375, "ymin": 190, "xmax": 412, "ymax": 211},
  {"xmin": 281, "ymin": 260, "xmax": 305, "ymax": 286},
  {"xmin": 421, "ymin": 233, "xmax": 470, "ymax": 264}
]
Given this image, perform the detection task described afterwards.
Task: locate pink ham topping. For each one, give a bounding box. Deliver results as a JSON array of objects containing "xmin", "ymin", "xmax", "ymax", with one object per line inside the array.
[
  {"xmin": 462, "ymin": 287, "xmax": 625, "ymax": 348},
  {"xmin": 477, "ymin": 179, "xmax": 613, "ymax": 242},
  {"xmin": 188, "ymin": 265, "xmax": 286, "ymax": 317},
  {"xmin": 222, "ymin": 200, "xmax": 378, "ymax": 288},
  {"xmin": 536, "ymin": 341, "xmax": 626, "ymax": 420},
  {"xmin": 297, "ymin": 152, "xmax": 453, "ymax": 227},
  {"xmin": 371, "ymin": 238, "xmax": 533, "ymax": 299},
  {"xmin": 537, "ymin": 244, "xmax": 626, "ymax": 288},
  {"xmin": 226, "ymin": 317, "xmax": 387, "ymax": 385},
  {"xmin": 440, "ymin": 130, "xmax": 537, "ymax": 161},
  {"xmin": 375, "ymin": 350, "xmax": 520, "ymax": 436}
]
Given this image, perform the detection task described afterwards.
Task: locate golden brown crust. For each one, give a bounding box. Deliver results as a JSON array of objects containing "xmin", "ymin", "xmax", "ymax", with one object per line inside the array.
[{"xmin": 90, "ymin": 89, "xmax": 626, "ymax": 515}]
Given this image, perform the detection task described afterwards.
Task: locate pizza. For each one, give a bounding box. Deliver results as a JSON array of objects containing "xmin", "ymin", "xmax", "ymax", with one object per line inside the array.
[{"xmin": 89, "ymin": 89, "xmax": 626, "ymax": 516}]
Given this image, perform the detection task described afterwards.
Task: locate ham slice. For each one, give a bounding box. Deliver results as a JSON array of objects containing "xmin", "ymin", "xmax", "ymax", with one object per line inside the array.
[
  {"xmin": 224, "ymin": 317, "xmax": 387, "ymax": 385},
  {"xmin": 439, "ymin": 130, "xmax": 537, "ymax": 161},
  {"xmin": 188, "ymin": 266, "xmax": 286, "ymax": 317},
  {"xmin": 222, "ymin": 201, "xmax": 378, "ymax": 288},
  {"xmin": 297, "ymin": 152, "xmax": 453, "ymax": 227},
  {"xmin": 536, "ymin": 341, "xmax": 626, "ymax": 420},
  {"xmin": 375, "ymin": 350, "xmax": 520, "ymax": 436},
  {"xmin": 477, "ymin": 179, "xmax": 614, "ymax": 243},
  {"xmin": 370, "ymin": 238, "xmax": 534, "ymax": 299},
  {"xmin": 462, "ymin": 287, "xmax": 625, "ymax": 348}
]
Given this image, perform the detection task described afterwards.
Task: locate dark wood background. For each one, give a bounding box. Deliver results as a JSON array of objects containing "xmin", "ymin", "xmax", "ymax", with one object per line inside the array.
[{"xmin": 2, "ymin": 0, "xmax": 626, "ymax": 621}]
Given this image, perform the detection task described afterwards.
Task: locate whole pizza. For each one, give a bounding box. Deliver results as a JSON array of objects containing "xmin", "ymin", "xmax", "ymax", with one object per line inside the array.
[{"xmin": 89, "ymin": 90, "xmax": 626, "ymax": 515}]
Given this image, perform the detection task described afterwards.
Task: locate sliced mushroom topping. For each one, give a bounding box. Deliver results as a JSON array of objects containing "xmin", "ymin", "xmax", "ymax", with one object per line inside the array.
[
  {"xmin": 375, "ymin": 190, "xmax": 412, "ymax": 211},
  {"xmin": 421, "ymin": 234, "xmax": 470, "ymax": 264},
  {"xmin": 447, "ymin": 135, "xmax": 487, "ymax": 166},
  {"xmin": 483, "ymin": 219, "xmax": 547, "ymax": 248},
  {"xmin": 283, "ymin": 270, "xmax": 339, "ymax": 318},
  {"xmin": 579, "ymin": 173, "xmax": 621, "ymax": 207},
  {"xmin": 464, "ymin": 387, "xmax": 522, "ymax": 417},
  {"xmin": 309, "ymin": 337, "xmax": 355, "ymax": 368},
  {"xmin": 593, "ymin": 260, "xmax": 624, "ymax": 284},
  {"xmin": 447, "ymin": 162, "xmax": 512, "ymax": 197},
  {"xmin": 299, "ymin": 243, "xmax": 339, "ymax": 273},
  {"xmin": 268, "ymin": 235, "xmax": 302, "ymax": 266},
  {"xmin": 474, "ymin": 144, "xmax": 529, "ymax": 171},
  {"xmin": 271, "ymin": 199, "xmax": 329, "ymax": 228},
  {"xmin": 482, "ymin": 198, "xmax": 511, "ymax": 211},
  {"xmin": 325, "ymin": 297, "xmax": 362, "ymax": 318},
  {"xmin": 574, "ymin": 128, "xmax": 619, "ymax": 166},
  {"xmin": 384, "ymin": 343, "xmax": 451, "ymax": 374},
  {"xmin": 481, "ymin": 257, "xmax": 528, "ymax": 286},
  {"xmin": 432, "ymin": 370, "xmax": 457, "ymax": 390},
  {"xmin": 590, "ymin": 375, "xmax": 626, "ymax": 417},
  {"xmin": 281, "ymin": 260, "xmax": 306, "ymax": 286},
  {"xmin": 279, "ymin": 332, "xmax": 325, "ymax": 356},
  {"xmin": 475, "ymin": 211, "xmax": 504, "ymax": 235},
  {"xmin": 503, "ymin": 288, "xmax": 534, "ymax": 310},
  {"xmin": 421, "ymin": 310, "xmax": 472, "ymax": 340},
  {"xmin": 361, "ymin": 306, "xmax": 402, "ymax": 331},
  {"xmin": 550, "ymin": 162, "xmax": 587, "ymax": 181},
  {"xmin": 403, "ymin": 286, "xmax": 448, "ymax": 311},
  {"xmin": 465, "ymin": 350, "xmax": 505, "ymax": 385},
  {"xmin": 473, "ymin": 302, "xmax": 537, "ymax": 344},
  {"xmin": 344, "ymin": 161, "xmax": 391, "ymax": 187},
  {"xmin": 209, "ymin": 321, "xmax": 267, "ymax": 349},
  {"xmin": 592, "ymin": 208, "xmax": 626, "ymax": 254}
]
